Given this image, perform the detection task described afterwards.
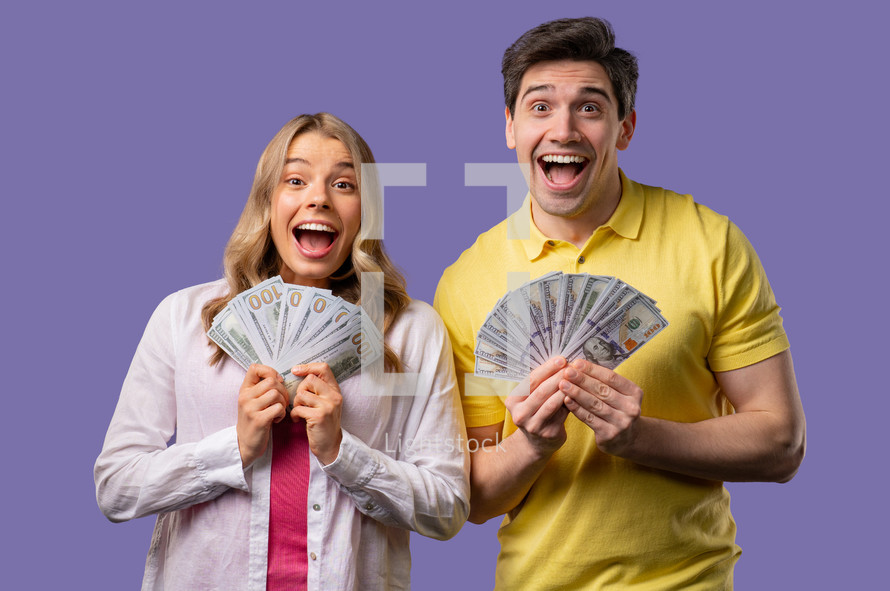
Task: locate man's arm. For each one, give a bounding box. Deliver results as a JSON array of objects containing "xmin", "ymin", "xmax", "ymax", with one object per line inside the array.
[
  {"xmin": 465, "ymin": 357, "xmax": 570, "ymax": 523},
  {"xmin": 561, "ymin": 349, "xmax": 805, "ymax": 482}
]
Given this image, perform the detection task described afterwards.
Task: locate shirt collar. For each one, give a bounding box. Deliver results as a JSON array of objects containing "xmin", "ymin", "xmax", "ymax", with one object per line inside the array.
[{"xmin": 509, "ymin": 169, "xmax": 644, "ymax": 261}]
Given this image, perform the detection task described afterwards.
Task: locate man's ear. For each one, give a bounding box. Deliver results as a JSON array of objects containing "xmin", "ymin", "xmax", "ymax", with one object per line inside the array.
[
  {"xmin": 617, "ymin": 109, "xmax": 636, "ymax": 151},
  {"xmin": 505, "ymin": 106, "xmax": 516, "ymax": 150}
]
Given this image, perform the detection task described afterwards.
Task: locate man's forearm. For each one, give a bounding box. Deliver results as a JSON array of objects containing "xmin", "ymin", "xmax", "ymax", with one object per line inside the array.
[
  {"xmin": 620, "ymin": 411, "xmax": 805, "ymax": 482},
  {"xmin": 468, "ymin": 430, "xmax": 553, "ymax": 523}
]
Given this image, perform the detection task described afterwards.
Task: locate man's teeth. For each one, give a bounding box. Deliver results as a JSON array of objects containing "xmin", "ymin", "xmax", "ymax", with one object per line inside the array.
[
  {"xmin": 541, "ymin": 154, "xmax": 587, "ymax": 164},
  {"xmin": 296, "ymin": 223, "xmax": 335, "ymax": 233}
]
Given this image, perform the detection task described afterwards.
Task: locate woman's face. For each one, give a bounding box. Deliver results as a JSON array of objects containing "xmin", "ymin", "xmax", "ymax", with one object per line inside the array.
[{"xmin": 270, "ymin": 131, "xmax": 361, "ymax": 288}]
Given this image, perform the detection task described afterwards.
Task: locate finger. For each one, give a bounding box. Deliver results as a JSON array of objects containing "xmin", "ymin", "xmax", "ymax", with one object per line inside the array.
[
  {"xmin": 246, "ymin": 389, "xmax": 289, "ymax": 414},
  {"xmin": 508, "ymin": 374, "xmax": 571, "ymax": 433},
  {"xmin": 244, "ymin": 364, "xmax": 282, "ymax": 387},
  {"xmin": 291, "ymin": 362, "xmax": 336, "ymax": 385},
  {"xmin": 561, "ymin": 384, "xmax": 613, "ymax": 423},
  {"xmin": 570, "ymin": 359, "xmax": 640, "ymax": 399},
  {"xmin": 256, "ymin": 402, "xmax": 286, "ymax": 426},
  {"xmin": 297, "ymin": 374, "xmax": 342, "ymax": 403},
  {"xmin": 564, "ymin": 395, "xmax": 609, "ymax": 430},
  {"xmin": 293, "ymin": 389, "xmax": 324, "ymax": 409},
  {"xmin": 290, "ymin": 403, "xmax": 316, "ymax": 423},
  {"xmin": 245, "ymin": 376, "xmax": 289, "ymax": 407},
  {"xmin": 564, "ymin": 366, "xmax": 641, "ymax": 414},
  {"xmin": 531, "ymin": 388, "xmax": 571, "ymax": 425},
  {"xmin": 526, "ymin": 356, "xmax": 568, "ymax": 395},
  {"xmin": 507, "ymin": 357, "xmax": 566, "ymax": 405}
]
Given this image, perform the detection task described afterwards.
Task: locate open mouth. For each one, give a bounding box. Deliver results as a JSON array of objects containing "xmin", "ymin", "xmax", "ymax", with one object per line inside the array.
[
  {"xmin": 293, "ymin": 222, "xmax": 338, "ymax": 254},
  {"xmin": 539, "ymin": 154, "xmax": 588, "ymax": 185}
]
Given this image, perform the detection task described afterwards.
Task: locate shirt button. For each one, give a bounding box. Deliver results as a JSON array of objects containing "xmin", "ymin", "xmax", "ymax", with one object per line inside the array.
[
  {"xmin": 547, "ymin": 240, "xmax": 555, "ymax": 246},
  {"xmin": 312, "ymin": 504, "xmax": 321, "ymax": 511},
  {"xmin": 310, "ymin": 552, "xmax": 317, "ymax": 561},
  {"xmin": 578, "ymin": 256, "xmax": 585, "ymax": 263}
]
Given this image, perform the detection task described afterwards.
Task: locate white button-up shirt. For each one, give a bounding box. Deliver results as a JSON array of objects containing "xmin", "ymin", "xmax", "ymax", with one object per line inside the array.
[{"xmin": 95, "ymin": 280, "xmax": 470, "ymax": 590}]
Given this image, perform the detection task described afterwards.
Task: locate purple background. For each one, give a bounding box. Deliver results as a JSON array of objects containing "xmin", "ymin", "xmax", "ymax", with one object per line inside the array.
[{"xmin": 2, "ymin": 1, "xmax": 886, "ymax": 588}]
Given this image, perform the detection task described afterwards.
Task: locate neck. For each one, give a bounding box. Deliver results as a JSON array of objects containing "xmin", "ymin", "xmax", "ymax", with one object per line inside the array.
[{"xmin": 531, "ymin": 174, "xmax": 623, "ymax": 249}]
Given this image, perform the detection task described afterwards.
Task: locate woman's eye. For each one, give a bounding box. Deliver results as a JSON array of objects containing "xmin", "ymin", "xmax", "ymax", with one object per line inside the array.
[
  {"xmin": 287, "ymin": 178, "xmax": 304, "ymax": 186},
  {"xmin": 334, "ymin": 181, "xmax": 354, "ymax": 190}
]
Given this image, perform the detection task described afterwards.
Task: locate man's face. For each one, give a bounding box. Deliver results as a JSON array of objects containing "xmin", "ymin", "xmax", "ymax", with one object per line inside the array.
[{"xmin": 506, "ymin": 60, "xmax": 634, "ymax": 222}]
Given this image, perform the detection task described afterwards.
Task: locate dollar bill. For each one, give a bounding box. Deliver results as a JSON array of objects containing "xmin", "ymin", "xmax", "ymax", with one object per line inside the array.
[
  {"xmin": 475, "ymin": 272, "xmax": 668, "ymax": 380},
  {"xmin": 206, "ymin": 276, "xmax": 381, "ymax": 398}
]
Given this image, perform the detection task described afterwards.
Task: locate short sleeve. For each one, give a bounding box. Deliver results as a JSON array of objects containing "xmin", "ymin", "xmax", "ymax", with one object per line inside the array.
[
  {"xmin": 434, "ymin": 267, "xmax": 509, "ymax": 429},
  {"xmin": 707, "ymin": 220, "xmax": 790, "ymax": 372}
]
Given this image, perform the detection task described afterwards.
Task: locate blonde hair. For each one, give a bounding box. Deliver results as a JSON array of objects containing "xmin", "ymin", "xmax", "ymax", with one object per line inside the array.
[{"xmin": 201, "ymin": 113, "xmax": 410, "ymax": 370}]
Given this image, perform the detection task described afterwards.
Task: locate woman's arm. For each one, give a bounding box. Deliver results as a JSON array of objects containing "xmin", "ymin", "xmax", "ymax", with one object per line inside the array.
[{"xmin": 94, "ymin": 293, "xmax": 287, "ymax": 522}]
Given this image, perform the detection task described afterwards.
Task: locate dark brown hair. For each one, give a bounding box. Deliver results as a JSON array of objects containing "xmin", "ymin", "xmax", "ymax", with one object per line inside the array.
[{"xmin": 502, "ymin": 17, "xmax": 638, "ymax": 120}]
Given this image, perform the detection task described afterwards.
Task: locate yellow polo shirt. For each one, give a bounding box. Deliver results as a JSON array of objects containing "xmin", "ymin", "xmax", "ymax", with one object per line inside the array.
[{"xmin": 434, "ymin": 171, "xmax": 789, "ymax": 590}]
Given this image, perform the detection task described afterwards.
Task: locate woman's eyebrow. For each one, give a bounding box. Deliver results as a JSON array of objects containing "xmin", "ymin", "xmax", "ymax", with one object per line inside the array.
[{"xmin": 284, "ymin": 158, "xmax": 354, "ymax": 170}]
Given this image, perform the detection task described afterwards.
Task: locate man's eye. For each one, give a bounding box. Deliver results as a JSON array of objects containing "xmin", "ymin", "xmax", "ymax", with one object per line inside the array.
[
  {"xmin": 532, "ymin": 104, "xmax": 549, "ymax": 112},
  {"xmin": 581, "ymin": 104, "xmax": 600, "ymax": 113}
]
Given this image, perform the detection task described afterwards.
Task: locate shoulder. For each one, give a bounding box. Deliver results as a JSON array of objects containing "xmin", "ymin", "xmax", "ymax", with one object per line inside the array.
[
  {"xmin": 161, "ymin": 278, "xmax": 229, "ymax": 310},
  {"xmin": 439, "ymin": 218, "xmax": 510, "ymax": 286},
  {"xmin": 148, "ymin": 278, "xmax": 228, "ymax": 331},
  {"xmin": 389, "ymin": 299, "xmax": 447, "ymax": 340},
  {"xmin": 634, "ymin": 178, "xmax": 730, "ymax": 227},
  {"xmin": 627, "ymin": 177, "xmax": 737, "ymax": 252},
  {"xmin": 387, "ymin": 299, "xmax": 451, "ymax": 369}
]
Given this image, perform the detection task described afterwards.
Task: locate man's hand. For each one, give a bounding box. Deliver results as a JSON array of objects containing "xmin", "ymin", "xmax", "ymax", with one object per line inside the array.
[
  {"xmin": 560, "ymin": 351, "xmax": 805, "ymax": 482},
  {"xmin": 465, "ymin": 356, "xmax": 572, "ymax": 523},
  {"xmin": 505, "ymin": 356, "xmax": 571, "ymax": 458},
  {"xmin": 237, "ymin": 364, "xmax": 289, "ymax": 468},
  {"xmin": 559, "ymin": 358, "xmax": 643, "ymax": 456},
  {"xmin": 290, "ymin": 362, "xmax": 343, "ymax": 465}
]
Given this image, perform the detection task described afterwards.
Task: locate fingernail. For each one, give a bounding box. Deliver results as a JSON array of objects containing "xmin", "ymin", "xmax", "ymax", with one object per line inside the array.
[
  {"xmin": 565, "ymin": 368, "xmax": 577, "ymax": 379},
  {"xmin": 554, "ymin": 357, "xmax": 566, "ymax": 368}
]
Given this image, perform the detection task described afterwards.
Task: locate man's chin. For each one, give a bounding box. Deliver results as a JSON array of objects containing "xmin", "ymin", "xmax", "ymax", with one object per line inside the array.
[{"xmin": 531, "ymin": 193, "xmax": 591, "ymax": 219}]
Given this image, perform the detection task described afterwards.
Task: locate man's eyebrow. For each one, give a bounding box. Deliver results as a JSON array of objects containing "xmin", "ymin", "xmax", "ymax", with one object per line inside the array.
[
  {"xmin": 520, "ymin": 84, "xmax": 613, "ymax": 104},
  {"xmin": 579, "ymin": 86, "xmax": 613, "ymax": 103}
]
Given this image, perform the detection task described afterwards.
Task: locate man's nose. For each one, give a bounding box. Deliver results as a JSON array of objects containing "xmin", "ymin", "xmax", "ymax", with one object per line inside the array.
[{"xmin": 548, "ymin": 110, "xmax": 582, "ymax": 144}]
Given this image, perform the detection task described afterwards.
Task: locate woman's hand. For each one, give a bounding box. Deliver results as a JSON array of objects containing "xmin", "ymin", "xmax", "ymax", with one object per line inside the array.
[
  {"xmin": 237, "ymin": 364, "xmax": 289, "ymax": 468},
  {"xmin": 290, "ymin": 362, "xmax": 343, "ymax": 465}
]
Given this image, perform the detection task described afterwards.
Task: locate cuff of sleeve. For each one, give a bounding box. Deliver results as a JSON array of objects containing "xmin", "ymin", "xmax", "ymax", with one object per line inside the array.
[
  {"xmin": 709, "ymin": 334, "xmax": 790, "ymax": 373},
  {"xmin": 194, "ymin": 426, "xmax": 250, "ymax": 492},
  {"xmin": 320, "ymin": 429, "xmax": 380, "ymax": 489}
]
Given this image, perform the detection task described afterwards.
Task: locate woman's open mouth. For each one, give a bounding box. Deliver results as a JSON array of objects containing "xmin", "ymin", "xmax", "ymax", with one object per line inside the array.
[{"xmin": 293, "ymin": 222, "xmax": 339, "ymax": 258}]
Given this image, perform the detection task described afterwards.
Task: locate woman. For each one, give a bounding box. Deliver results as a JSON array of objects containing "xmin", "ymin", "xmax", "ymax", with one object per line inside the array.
[{"xmin": 94, "ymin": 113, "xmax": 470, "ymax": 590}]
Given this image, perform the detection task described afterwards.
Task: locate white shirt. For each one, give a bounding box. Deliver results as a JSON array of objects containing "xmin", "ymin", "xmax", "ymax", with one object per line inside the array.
[{"xmin": 94, "ymin": 280, "xmax": 470, "ymax": 590}]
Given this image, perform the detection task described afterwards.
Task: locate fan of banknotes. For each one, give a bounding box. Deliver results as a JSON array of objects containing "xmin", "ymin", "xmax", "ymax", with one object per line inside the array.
[
  {"xmin": 475, "ymin": 272, "xmax": 669, "ymax": 381},
  {"xmin": 208, "ymin": 276, "xmax": 382, "ymax": 398}
]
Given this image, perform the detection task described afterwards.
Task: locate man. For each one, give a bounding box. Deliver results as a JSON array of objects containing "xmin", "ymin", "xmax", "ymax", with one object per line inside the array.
[{"xmin": 434, "ymin": 17, "xmax": 805, "ymax": 589}]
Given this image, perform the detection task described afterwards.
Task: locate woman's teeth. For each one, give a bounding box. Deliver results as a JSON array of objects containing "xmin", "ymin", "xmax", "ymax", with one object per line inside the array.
[{"xmin": 296, "ymin": 222, "xmax": 335, "ymax": 233}]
